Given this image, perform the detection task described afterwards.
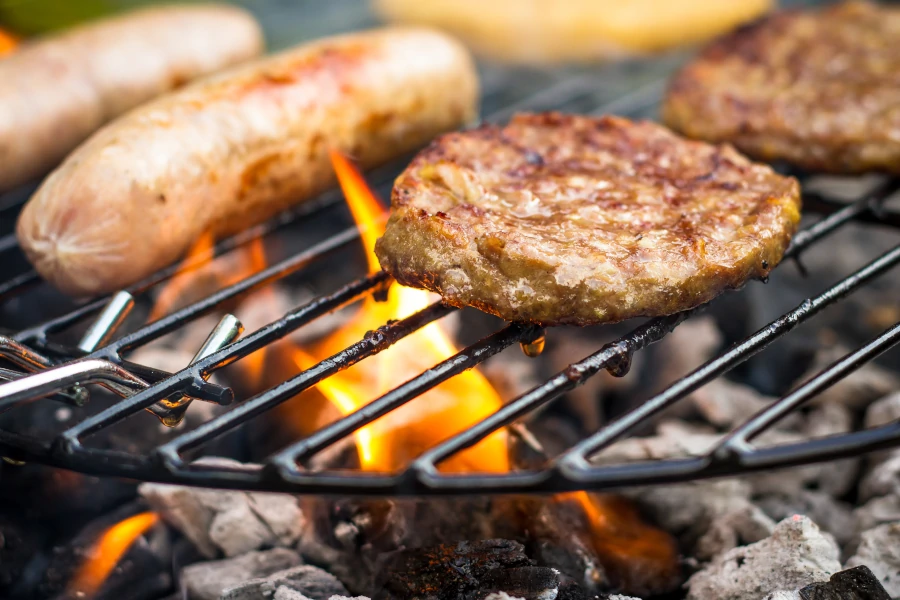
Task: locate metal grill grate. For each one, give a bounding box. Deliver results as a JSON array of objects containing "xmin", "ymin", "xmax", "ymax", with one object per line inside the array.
[{"xmin": 0, "ymin": 57, "xmax": 899, "ymax": 496}]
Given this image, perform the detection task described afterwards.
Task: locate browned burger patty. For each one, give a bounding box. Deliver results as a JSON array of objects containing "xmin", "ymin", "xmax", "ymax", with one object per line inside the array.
[
  {"xmin": 374, "ymin": 113, "xmax": 801, "ymax": 325},
  {"xmin": 662, "ymin": 1, "xmax": 900, "ymax": 174}
]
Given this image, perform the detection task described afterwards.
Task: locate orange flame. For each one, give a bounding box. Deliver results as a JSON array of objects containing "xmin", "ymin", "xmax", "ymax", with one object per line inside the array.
[
  {"xmin": 148, "ymin": 232, "xmax": 216, "ymax": 322},
  {"xmin": 0, "ymin": 28, "xmax": 17, "ymax": 57},
  {"xmin": 68, "ymin": 512, "xmax": 159, "ymax": 598},
  {"xmin": 146, "ymin": 227, "xmax": 275, "ymax": 390},
  {"xmin": 561, "ymin": 492, "xmax": 681, "ymax": 591},
  {"xmin": 149, "ymin": 233, "xmax": 269, "ymax": 323},
  {"xmin": 292, "ymin": 151, "xmax": 508, "ymax": 473},
  {"xmin": 233, "ymin": 238, "xmax": 272, "ymax": 389}
]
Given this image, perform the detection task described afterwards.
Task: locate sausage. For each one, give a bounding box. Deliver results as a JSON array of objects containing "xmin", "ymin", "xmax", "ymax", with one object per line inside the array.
[
  {"xmin": 16, "ymin": 27, "xmax": 479, "ymax": 297},
  {"xmin": 0, "ymin": 4, "xmax": 264, "ymax": 193}
]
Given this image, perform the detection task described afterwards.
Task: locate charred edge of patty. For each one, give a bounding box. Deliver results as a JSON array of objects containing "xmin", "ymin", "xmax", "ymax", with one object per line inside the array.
[{"xmin": 376, "ymin": 207, "xmax": 798, "ymax": 327}]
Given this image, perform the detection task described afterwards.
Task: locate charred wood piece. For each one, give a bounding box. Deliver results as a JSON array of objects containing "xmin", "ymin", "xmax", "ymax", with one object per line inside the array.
[
  {"xmin": 373, "ymin": 539, "xmax": 560, "ymax": 600},
  {"xmin": 799, "ymin": 566, "xmax": 891, "ymax": 600}
]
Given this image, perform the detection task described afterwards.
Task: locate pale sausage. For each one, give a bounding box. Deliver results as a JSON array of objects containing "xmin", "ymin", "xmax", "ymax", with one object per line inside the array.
[
  {"xmin": 16, "ymin": 27, "xmax": 479, "ymax": 297},
  {"xmin": 0, "ymin": 4, "xmax": 264, "ymax": 192}
]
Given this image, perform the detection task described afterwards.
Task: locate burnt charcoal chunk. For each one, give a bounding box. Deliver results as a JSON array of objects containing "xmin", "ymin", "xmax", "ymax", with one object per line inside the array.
[
  {"xmin": 799, "ymin": 566, "xmax": 891, "ymax": 600},
  {"xmin": 0, "ymin": 515, "xmax": 40, "ymax": 591},
  {"xmin": 221, "ymin": 565, "xmax": 349, "ymax": 600},
  {"xmin": 555, "ymin": 575, "xmax": 591, "ymax": 600},
  {"xmin": 480, "ymin": 566, "xmax": 560, "ymax": 600},
  {"xmin": 374, "ymin": 539, "xmax": 561, "ymax": 600}
]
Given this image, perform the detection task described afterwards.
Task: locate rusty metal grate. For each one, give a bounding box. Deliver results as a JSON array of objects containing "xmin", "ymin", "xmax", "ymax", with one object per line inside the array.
[{"xmin": 0, "ymin": 58, "xmax": 899, "ymax": 496}]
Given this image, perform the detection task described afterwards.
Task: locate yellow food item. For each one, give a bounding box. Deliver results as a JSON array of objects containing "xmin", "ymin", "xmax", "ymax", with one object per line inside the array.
[
  {"xmin": 373, "ymin": 0, "xmax": 774, "ymax": 64},
  {"xmin": 0, "ymin": 28, "xmax": 18, "ymax": 57}
]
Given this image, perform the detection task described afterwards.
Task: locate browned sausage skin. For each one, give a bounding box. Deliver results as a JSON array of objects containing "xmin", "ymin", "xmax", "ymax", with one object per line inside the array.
[
  {"xmin": 16, "ymin": 27, "xmax": 479, "ymax": 297},
  {"xmin": 0, "ymin": 4, "xmax": 264, "ymax": 193}
]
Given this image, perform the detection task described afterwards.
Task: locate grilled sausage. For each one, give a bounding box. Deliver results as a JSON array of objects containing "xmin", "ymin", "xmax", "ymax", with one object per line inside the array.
[
  {"xmin": 16, "ymin": 27, "xmax": 479, "ymax": 297},
  {"xmin": 0, "ymin": 4, "xmax": 263, "ymax": 193}
]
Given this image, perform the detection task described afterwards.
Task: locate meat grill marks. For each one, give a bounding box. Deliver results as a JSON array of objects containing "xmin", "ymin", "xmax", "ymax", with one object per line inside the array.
[
  {"xmin": 663, "ymin": 1, "xmax": 900, "ymax": 174},
  {"xmin": 375, "ymin": 112, "xmax": 801, "ymax": 325}
]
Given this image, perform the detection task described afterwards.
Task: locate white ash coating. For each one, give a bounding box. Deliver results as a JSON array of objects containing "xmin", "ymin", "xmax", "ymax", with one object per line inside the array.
[
  {"xmin": 803, "ymin": 345, "xmax": 899, "ymax": 410},
  {"xmin": 220, "ymin": 565, "xmax": 348, "ymax": 600},
  {"xmin": 483, "ymin": 594, "xmax": 526, "ymax": 600},
  {"xmin": 762, "ymin": 593, "xmax": 801, "ymax": 600},
  {"xmin": 865, "ymin": 391, "xmax": 900, "ymax": 429},
  {"xmin": 845, "ymin": 522, "xmax": 900, "ymax": 597},
  {"xmin": 139, "ymin": 457, "xmax": 304, "ymax": 558},
  {"xmin": 273, "ymin": 588, "xmax": 312, "ymax": 600},
  {"xmin": 756, "ymin": 491, "xmax": 855, "ymax": 548},
  {"xmin": 690, "ymin": 379, "xmax": 781, "ymax": 430},
  {"xmin": 694, "ymin": 504, "xmax": 777, "ymax": 562},
  {"xmin": 853, "ymin": 496, "xmax": 900, "ymax": 539},
  {"xmin": 686, "ymin": 516, "xmax": 841, "ymax": 600},
  {"xmin": 860, "ymin": 454, "xmax": 900, "ymax": 503},
  {"xmin": 181, "ymin": 548, "xmax": 302, "ymax": 600}
]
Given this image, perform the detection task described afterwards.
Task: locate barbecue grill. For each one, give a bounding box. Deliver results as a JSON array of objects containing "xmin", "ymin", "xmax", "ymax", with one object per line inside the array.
[{"xmin": 0, "ymin": 47, "xmax": 899, "ymax": 497}]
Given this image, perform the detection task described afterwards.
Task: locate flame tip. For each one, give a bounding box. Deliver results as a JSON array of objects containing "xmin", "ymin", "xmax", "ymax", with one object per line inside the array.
[
  {"xmin": 68, "ymin": 511, "xmax": 159, "ymax": 597},
  {"xmin": 287, "ymin": 156, "xmax": 508, "ymax": 474}
]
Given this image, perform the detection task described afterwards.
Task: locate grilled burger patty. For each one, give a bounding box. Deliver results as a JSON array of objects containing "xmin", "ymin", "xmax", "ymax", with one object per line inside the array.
[
  {"xmin": 663, "ymin": 1, "xmax": 900, "ymax": 174},
  {"xmin": 375, "ymin": 113, "xmax": 801, "ymax": 325}
]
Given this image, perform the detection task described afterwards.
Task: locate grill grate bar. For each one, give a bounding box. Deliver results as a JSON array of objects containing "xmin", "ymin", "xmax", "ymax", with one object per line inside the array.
[
  {"xmin": 151, "ymin": 300, "xmax": 455, "ymax": 469},
  {"xmin": 485, "ymin": 75, "xmax": 598, "ymax": 123},
  {"xmin": 787, "ymin": 178, "xmax": 898, "ymax": 257},
  {"xmin": 553, "ymin": 323, "xmax": 900, "ymax": 489},
  {"xmin": 0, "ymin": 271, "xmax": 40, "ymax": 304},
  {"xmin": 1, "ymin": 54, "xmax": 899, "ymax": 495},
  {"xmin": 0, "ymin": 358, "xmax": 149, "ymax": 413},
  {"xmin": 803, "ymin": 188, "xmax": 900, "ymax": 231},
  {"xmin": 558, "ymin": 242, "xmax": 900, "ymax": 466},
  {"xmin": 0, "ymin": 233, "xmax": 20, "ymax": 255},
  {"xmin": 588, "ymin": 79, "xmax": 667, "ymax": 117},
  {"xmin": 414, "ymin": 312, "xmax": 691, "ymax": 473},
  {"xmin": 0, "ymin": 172, "xmax": 897, "ymax": 494},
  {"xmin": 719, "ymin": 321, "xmax": 900, "ymax": 452},
  {"xmin": 269, "ymin": 321, "xmax": 540, "ymax": 472},
  {"xmin": 57, "ymin": 272, "xmax": 392, "ymax": 446},
  {"xmin": 89, "ymin": 225, "xmax": 362, "ymax": 359}
]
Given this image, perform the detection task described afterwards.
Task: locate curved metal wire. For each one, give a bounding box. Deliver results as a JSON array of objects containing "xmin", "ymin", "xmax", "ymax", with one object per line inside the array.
[{"xmin": 0, "ymin": 73, "xmax": 898, "ymax": 496}]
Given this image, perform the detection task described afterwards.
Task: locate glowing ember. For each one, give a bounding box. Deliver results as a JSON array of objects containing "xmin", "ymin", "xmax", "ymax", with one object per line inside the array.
[
  {"xmin": 0, "ymin": 28, "xmax": 17, "ymax": 57},
  {"xmin": 68, "ymin": 511, "xmax": 159, "ymax": 598},
  {"xmin": 292, "ymin": 151, "xmax": 508, "ymax": 473},
  {"xmin": 561, "ymin": 492, "xmax": 681, "ymax": 591}
]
